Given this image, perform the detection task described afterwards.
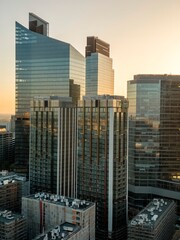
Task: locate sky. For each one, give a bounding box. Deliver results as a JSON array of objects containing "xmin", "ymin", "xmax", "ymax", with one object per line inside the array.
[{"xmin": 1, "ymin": 0, "xmax": 180, "ymax": 114}]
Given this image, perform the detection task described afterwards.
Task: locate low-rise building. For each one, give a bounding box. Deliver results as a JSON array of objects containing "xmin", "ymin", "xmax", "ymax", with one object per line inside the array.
[
  {"xmin": 0, "ymin": 210, "xmax": 26, "ymax": 240},
  {"xmin": 128, "ymin": 198, "xmax": 176, "ymax": 240},
  {"xmin": 22, "ymin": 193, "xmax": 95, "ymax": 240},
  {"xmin": 0, "ymin": 171, "xmax": 29, "ymax": 212}
]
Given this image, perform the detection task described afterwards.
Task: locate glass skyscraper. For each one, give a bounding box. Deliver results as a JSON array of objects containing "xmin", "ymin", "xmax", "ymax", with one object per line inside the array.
[
  {"xmin": 77, "ymin": 95, "xmax": 128, "ymax": 240},
  {"xmin": 127, "ymin": 74, "xmax": 180, "ymax": 213},
  {"xmin": 85, "ymin": 36, "xmax": 114, "ymax": 96},
  {"xmin": 15, "ymin": 13, "xmax": 85, "ymax": 175}
]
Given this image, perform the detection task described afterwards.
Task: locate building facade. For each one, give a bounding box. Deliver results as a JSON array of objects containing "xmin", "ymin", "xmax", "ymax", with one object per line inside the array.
[
  {"xmin": 77, "ymin": 95, "xmax": 128, "ymax": 240},
  {"xmin": 128, "ymin": 199, "xmax": 176, "ymax": 240},
  {"xmin": 0, "ymin": 127, "xmax": 14, "ymax": 170},
  {"xmin": 22, "ymin": 193, "xmax": 95, "ymax": 240},
  {"xmin": 127, "ymin": 74, "xmax": 180, "ymax": 213},
  {"xmin": 15, "ymin": 13, "xmax": 85, "ymax": 175},
  {"xmin": 85, "ymin": 36, "xmax": 114, "ymax": 96},
  {"xmin": 29, "ymin": 97, "xmax": 77, "ymax": 197},
  {"xmin": 0, "ymin": 171, "xmax": 28, "ymax": 212}
]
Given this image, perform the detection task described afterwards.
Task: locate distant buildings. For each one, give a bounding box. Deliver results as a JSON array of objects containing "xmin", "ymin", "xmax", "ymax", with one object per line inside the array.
[
  {"xmin": 128, "ymin": 198, "xmax": 176, "ymax": 240},
  {"xmin": 0, "ymin": 126, "xmax": 14, "ymax": 170},
  {"xmin": 77, "ymin": 95, "xmax": 128, "ymax": 240},
  {"xmin": 29, "ymin": 96, "xmax": 77, "ymax": 197},
  {"xmin": 85, "ymin": 36, "xmax": 114, "ymax": 96},
  {"xmin": 127, "ymin": 74, "xmax": 180, "ymax": 212},
  {"xmin": 22, "ymin": 193, "xmax": 95, "ymax": 240},
  {"xmin": 0, "ymin": 210, "xmax": 26, "ymax": 240},
  {"xmin": 15, "ymin": 13, "xmax": 85, "ymax": 175}
]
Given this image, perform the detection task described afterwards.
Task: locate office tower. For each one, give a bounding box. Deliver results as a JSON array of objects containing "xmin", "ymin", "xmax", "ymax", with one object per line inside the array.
[
  {"xmin": 22, "ymin": 193, "xmax": 95, "ymax": 240},
  {"xmin": 0, "ymin": 126, "xmax": 14, "ymax": 170},
  {"xmin": 85, "ymin": 36, "xmax": 114, "ymax": 96},
  {"xmin": 77, "ymin": 95, "xmax": 128, "ymax": 240},
  {"xmin": 128, "ymin": 199, "xmax": 176, "ymax": 240},
  {"xmin": 127, "ymin": 74, "xmax": 180, "ymax": 213},
  {"xmin": 15, "ymin": 13, "xmax": 85, "ymax": 176},
  {"xmin": 29, "ymin": 97, "xmax": 77, "ymax": 196},
  {"xmin": 0, "ymin": 210, "xmax": 27, "ymax": 240}
]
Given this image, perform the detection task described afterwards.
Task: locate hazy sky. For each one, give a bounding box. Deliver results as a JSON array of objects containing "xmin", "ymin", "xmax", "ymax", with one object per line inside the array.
[{"xmin": 1, "ymin": 0, "xmax": 180, "ymax": 114}]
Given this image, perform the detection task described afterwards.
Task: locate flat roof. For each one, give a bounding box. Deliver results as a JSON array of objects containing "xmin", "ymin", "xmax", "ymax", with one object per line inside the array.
[
  {"xmin": 24, "ymin": 192, "xmax": 94, "ymax": 211},
  {"xmin": 129, "ymin": 198, "xmax": 175, "ymax": 229},
  {"xmin": 0, "ymin": 210, "xmax": 25, "ymax": 224},
  {"xmin": 33, "ymin": 222, "xmax": 81, "ymax": 240}
]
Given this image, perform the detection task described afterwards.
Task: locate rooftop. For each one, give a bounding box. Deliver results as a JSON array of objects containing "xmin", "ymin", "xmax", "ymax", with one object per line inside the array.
[
  {"xmin": 33, "ymin": 222, "xmax": 81, "ymax": 240},
  {"xmin": 25, "ymin": 192, "xmax": 94, "ymax": 211},
  {"xmin": 0, "ymin": 171, "xmax": 26, "ymax": 186},
  {"xmin": 0, "ymin": 210, "xmax": 25, "ymax": 224},
  {"xmin": 130, "ymin": 198, "xmax": 175, "ymax": 229}
]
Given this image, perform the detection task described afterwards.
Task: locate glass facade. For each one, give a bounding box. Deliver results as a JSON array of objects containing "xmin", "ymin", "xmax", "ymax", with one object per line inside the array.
[
  {"xmin": 128, "ymin": 75, "xmax": 180, "ymax": 212},
  {"xmin": 86, "ymin": 53, "xmax": 114, "ymax": 96},
  {"xmin": 77, "ymin": 95, "xmax": 128, "ymax": 240},
  {"xmin": 15, "ymin": 17, "xmax": 85, "ymax": 175},
  {"xmin": 30, "ymin": 97, "xmax": 77, "ymax": 197},
  {"xmin": 85, "ymin": 36, "xmax": 114, "ymax": 96}
]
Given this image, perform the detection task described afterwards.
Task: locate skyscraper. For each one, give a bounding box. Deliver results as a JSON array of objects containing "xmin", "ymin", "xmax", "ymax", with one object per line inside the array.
[
  {"xmin": 77, "ymin": 95, "xmax": 128, "ymax": 240},
  {"xmin": 85, "ymin": 36, "xmax": 114, "ymax": 96},
  {"xmin": 127, "ymin": 74, "xmax": 180, "ymax": 213},
  {"xmin": 15, "ymin": 13, "xmax": 85, "ymax": 175},
  {"xmin": 29, "ymin": 96, "xmax": 77, "ymax": 197}
]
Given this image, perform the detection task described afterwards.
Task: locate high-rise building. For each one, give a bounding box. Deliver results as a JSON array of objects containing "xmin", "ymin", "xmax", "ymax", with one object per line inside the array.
[
  {"xmin": 22, "ymin": 193, "xmax": 95, "ymax": 240},
  {"xmin": 0, "ymin": 126, "xmax": 14, "ymax": 170},
  {"xmin": 29, "ymin": 96, "xmax": 77, "ymax": 197},
  {"xmin": 128, "ymin": 198, "xmax": 176, "ymax": 240},
  {"xmin": 77, "ymin": 95, "xmax": 128, "ymax": 240},
  {"xmin": 127, "ymin": 74, "xmax": 180, "ymax": 213},
  {"xmin": 15, "ymin": 13, "xmax": 85, "ymax": 176},
  {"xmin": 85, "ymin": 36, "xmax": 114, "ymax": 96}
]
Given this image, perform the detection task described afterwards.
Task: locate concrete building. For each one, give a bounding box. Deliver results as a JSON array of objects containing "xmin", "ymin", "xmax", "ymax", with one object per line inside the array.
[
  {"xmin": 29, "ymin": 97, "xmax": 77, "ymax": 196},
  {"xmin": 0, "ymin": 171, "xmax": 29, "ymax": 212},
  {"xmin": 22, "ymin": 193, "xmax": 95, "ymax": 240},
  {"xmin": 15, "ymin": 13, "xmax": 85, "ymax": 176},
  {"xmin": 77, "ymin": 95, "xmax": 128, "ymax": 240},
  {"xmin": 0, "ymin": 126, "xmax": 14, "ymax": 170},
  {"xmin": 0, "ymin": 210, "xmax": 26, "ymax": 240},
  {"xmin": 127, "ymin": 74, "xmax": 180, "ymax": 213},
  {"xmin": 128, "ymin": 198, "xmax": 176, "ymax": 240},
  {"xmin": 85, "ymin": 36, "xmax": 114, "ymax": 96}
]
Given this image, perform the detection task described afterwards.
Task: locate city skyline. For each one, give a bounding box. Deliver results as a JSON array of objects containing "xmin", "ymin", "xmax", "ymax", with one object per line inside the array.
[{"xmin": 1, "ymin": 0, "xmax": 180, "ymax": 114}]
